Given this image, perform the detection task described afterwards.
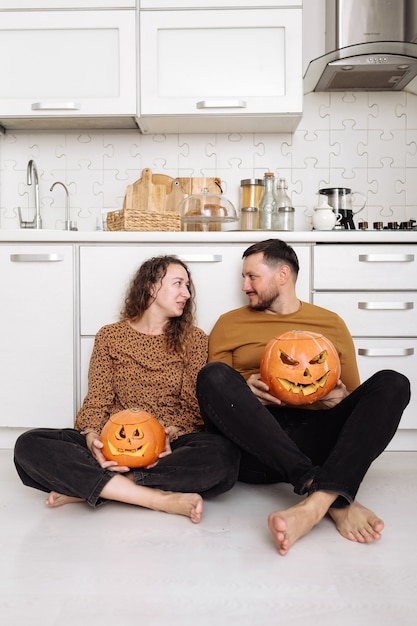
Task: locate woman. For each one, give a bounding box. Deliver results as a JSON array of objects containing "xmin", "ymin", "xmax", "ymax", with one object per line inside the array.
[{"xmin": 14, "ymin": 255, "xmax": 240, "ymax": 523}]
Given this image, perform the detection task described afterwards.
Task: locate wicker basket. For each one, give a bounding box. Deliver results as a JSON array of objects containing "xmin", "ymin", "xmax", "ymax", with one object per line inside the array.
[
  {"xmin": 106, "ymin": 208, "xmax": 181, "ymax": 232},
  {"xmin": 106, "ymin": 168, "xmax": 182, "ymax": 232}
]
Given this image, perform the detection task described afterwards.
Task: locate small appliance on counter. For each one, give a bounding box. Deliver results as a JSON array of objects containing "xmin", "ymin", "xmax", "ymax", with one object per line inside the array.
[{"xmin": 318, "ymin": 187, "xmax": 366, "ymax": 229}]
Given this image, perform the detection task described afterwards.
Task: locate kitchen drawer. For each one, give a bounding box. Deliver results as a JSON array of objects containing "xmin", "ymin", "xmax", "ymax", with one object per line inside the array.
[
  {"xmin": 313, "ymin": 244, "xmax": 417, "ymax": 290},
  {"xmin": 79, "ymin": 243, "xmax": 311, "ymax": 337},
  {"xmin": 79, "ymin": 244, "xmax": 248, "ymax": 336},
  {"xmin": 353, "ymin": 338, "xmax": 416, "ymax": 429},
  {"xmin": 312, "ymin": 292, "xmax": 417, "ymax": 336}
]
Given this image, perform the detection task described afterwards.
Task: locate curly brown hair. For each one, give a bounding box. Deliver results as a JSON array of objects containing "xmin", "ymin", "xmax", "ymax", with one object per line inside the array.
[{"xmin": 120, "ymin": 255, "xmax": 196, "ymax": 355}]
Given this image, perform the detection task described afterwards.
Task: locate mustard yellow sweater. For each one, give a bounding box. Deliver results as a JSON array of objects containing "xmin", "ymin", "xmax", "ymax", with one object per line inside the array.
[{"xmin": 208, "ymin": 302, "xmax": 360, "ymax": 393}]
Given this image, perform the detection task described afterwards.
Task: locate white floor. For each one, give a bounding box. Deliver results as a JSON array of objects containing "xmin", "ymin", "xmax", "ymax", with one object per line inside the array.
[{"xmin": 1, "ymin": 449, "xmax": 416, "ymax": 626}]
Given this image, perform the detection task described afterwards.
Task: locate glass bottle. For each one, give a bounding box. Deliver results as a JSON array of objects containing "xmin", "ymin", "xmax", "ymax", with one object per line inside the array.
[
  {"xmin": 259, "ymin": 172, "xmax": 277, "ymax": 230},
  {"xmin": 273, "ymin": 177, "xmax": 295, "ymax": 231}
]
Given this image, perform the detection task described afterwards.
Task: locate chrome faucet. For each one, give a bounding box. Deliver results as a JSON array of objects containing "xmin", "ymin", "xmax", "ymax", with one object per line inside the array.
[
  {"xmin": 50, "ymin": 181, "xmax": 73, "ymax": 231},
  {"xmin": 18, "ymin": 160, "xmax": 42, "ymax": 229}
]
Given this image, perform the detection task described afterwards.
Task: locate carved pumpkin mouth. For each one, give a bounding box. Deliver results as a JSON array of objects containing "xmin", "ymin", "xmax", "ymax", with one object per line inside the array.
[
  {"xmin": 106, "ymin": 440, "xmax": 150, "ymax": 458},
  {"xmin": 276, "ymin": 371, "xmax": 330, "ymax": 397}
]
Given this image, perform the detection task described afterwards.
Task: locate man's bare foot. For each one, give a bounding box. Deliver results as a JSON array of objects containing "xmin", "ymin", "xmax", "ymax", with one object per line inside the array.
[
  {"xmin": 328, "ymin": 500, "xmax": 384, "ymax": 543},
  {"xmin": 156, "ymin": 491, "xmax": 203, "ymax": 524},
  {"xmin": 268, "ymin": 491, "xmax": 337, "ymax": 556},
  {"xmin": 45, "ymin": 491, "xmax": 85, "ymax": 508}
]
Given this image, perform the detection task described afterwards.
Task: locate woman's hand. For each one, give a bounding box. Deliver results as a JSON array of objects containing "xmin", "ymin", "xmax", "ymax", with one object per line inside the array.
[
  {"xmin": 85, "ymin": 432, "xmax": 130, "ymax": 473},
  {"xmin": 144, "ymin": 426, "xmax": 176, "ymax": 468},
  {"xmin": 246, "ymin": 373, "xmax": 283, "ymax": 406}
]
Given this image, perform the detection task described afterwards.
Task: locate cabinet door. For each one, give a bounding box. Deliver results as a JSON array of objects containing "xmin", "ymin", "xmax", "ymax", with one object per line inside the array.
[
  {"xmin": 139, "ymin": 8, "xmax": 302, "ymax": 133},
  {"xmin": 0, "ymin": 245, "xmax": 74, "ymax": 428},
  {"xmin": 353, "ymin": 338, "xmax": 417, "ymax": 430},
  {"xmin": 0, "ymin": 11, "xmax": 136, "ymax": 118}
]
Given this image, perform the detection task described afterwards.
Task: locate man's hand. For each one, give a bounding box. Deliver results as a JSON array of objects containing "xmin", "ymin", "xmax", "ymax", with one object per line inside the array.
[
  {"xmin": 319, "ymin": 379, "xmax": 349, "ymax": 409},
  {"xmin": 246, "ymin": 373, "xmax": 283, "ymax": 406}
]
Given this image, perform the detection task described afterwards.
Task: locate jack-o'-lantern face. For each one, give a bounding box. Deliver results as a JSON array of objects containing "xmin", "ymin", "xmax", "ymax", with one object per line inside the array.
[
  {"xmin": 260, "ymin": 330, "xmax": 341, "ymax": 405},
  {"xmin": 100, "ymin": 408, "xmax": 166, "ymax": 468}
]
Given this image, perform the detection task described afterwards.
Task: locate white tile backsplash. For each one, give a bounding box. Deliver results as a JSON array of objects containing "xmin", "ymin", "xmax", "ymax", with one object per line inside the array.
[{"xmin": 1, "ymin": 90, "xmax": 416, "ymax": 231}]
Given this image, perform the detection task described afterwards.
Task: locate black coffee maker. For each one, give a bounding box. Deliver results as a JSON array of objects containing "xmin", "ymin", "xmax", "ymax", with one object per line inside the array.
[{"xmin": 318, "ymin": 188, "xmax": 366, "ymax": 230}]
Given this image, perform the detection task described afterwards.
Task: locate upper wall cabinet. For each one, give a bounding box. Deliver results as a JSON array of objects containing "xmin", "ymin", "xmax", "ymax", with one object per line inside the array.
[
  {"xmin": 0, "ymin": 1, "xmax": 136, "ymax": 7},
  {"xmin": 0, "ymin": 10, "xmax": 138, "ymax": 130},
  {"xmin": 138, "ymin": 3, "xmax": 303, "ymax": 134}
]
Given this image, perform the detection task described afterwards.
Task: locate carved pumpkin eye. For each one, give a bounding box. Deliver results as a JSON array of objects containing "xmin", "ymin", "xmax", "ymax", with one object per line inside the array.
[
  {"xmin": 309, "ymin": 350, "xmax": 328, "ymax": 365},
  {"xmin": 279, "ymin": 351, "xmax": 299, "ymax": 366},
  {"xmin": 115, "ymin": 426, "xmax": 126, "ymax": 440},
  {"xmin": 260, "ymin": 330, "xmax": 341, "ymax": 406},
  {"xmin": 100, "ymin": 408, "xmax": 166, "ymax": 468}
]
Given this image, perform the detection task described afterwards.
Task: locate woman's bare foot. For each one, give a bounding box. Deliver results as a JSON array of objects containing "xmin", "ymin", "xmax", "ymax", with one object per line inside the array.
[
  {"xmin": 151, "ymin": 490, "xmax": 203, "ymax": 524},
  {"xmin": 268, "ymin": 491, "xmax": 337, "ymax": 556},
  {"xmin": 45, "ymin": 491, "xmax": 85, "ymax": 508},
  {"xmin": 328, "ymin": 500, "xmax": 384, "ymax": 543}
]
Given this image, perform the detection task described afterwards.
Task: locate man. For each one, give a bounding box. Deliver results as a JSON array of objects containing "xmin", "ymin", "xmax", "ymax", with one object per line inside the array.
[{"xmin": 196, "ymin": 239, "xmax": 410, "ymax": 555}]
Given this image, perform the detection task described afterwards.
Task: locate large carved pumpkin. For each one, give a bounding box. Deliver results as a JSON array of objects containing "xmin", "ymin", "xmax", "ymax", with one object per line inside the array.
[
  {"xmin": 100, "ymin": 408, "xmax": 166, "ymax": 468},
  {"xmin": 260, "ymin": 330, "xmax": 341, "ymax": 405}
]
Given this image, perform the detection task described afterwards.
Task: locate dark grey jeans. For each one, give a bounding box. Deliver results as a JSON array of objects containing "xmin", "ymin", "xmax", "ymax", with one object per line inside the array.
[
  {"xmin": 14, "ymin": 428, "xmax": 241, "ymax": 507},
  {"xmin": 197, "ymin": 364, "xmax": 411, "ymax": 508}
]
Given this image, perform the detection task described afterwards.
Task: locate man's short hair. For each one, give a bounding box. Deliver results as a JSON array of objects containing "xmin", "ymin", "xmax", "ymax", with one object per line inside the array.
[{"xmin": 242, "ymin": 239, "xmax": 300, "ymax": 276}]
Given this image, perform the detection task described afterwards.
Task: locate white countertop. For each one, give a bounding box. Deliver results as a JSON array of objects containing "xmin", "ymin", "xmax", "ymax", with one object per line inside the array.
[{"xmin": 0, "ymin": 229, "xmax": 416, "ymax": 244}]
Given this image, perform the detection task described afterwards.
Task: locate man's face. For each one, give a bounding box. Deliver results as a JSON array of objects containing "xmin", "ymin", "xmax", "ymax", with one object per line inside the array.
[{"xmin": 242, "ymin": 252, "xmax": 280, "ymax": 311}]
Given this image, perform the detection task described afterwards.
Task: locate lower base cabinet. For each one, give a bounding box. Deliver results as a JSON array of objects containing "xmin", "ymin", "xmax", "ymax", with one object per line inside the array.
[{"xmin": 0, "ymin": 245, "xmax": 75, "ymax": 429}]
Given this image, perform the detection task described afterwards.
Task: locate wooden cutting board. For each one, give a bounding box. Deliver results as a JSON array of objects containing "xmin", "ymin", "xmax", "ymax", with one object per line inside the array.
[{"xmin": 123, "ymin": 168, "xmax": 167, "ymax": 213}]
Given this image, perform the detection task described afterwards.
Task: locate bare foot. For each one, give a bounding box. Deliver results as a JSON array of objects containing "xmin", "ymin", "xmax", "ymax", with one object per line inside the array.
[
  {"xmin": 155, "ymin": 491, "xmax": 203, "ymax": 524},
  {"xmin": 45, "ymin": 491, "xmax": 85, "ymax": 508},
  {"xmin": 328, "ymin": 500, "xmax": 384, "ymax": 543},
  {"xmin": 268, "ymin": 491, "xmax": 337, "ymax": 556}
]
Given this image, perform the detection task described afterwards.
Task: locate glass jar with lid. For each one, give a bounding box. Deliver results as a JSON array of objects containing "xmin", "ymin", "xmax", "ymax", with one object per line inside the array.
[{"xmin": 240, "ymin": 178, "xmax": 264, "ymax": 230}]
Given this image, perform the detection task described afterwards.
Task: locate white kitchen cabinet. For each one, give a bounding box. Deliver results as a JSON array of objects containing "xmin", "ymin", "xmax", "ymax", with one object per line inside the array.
[
  {"xmin": 0, "ymin": 245, "xmax": 75, "ymax": 429},
  {"xmin": 0, "ymin": 10, "xmax": 137, "ymax": 128},
  {"xmin": 138, "ymin": 6, "xmax": 302, "ymax": 134},
  {"xmin": 78, "ymin": 243, "xmax": 311, "ymax": 404},
  {"xmin": 312, "ymin": 244, "xmax": 417, "ymax": 436}
]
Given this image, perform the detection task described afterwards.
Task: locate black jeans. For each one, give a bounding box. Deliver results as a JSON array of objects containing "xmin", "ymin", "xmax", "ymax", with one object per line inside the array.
[
  {"xmin": 196, "ymin": 363, "xmax": 410, "ymax": 508},
  {"xmin": 14, "ymin": 428, "xmax": 241, "ymax": 507}
]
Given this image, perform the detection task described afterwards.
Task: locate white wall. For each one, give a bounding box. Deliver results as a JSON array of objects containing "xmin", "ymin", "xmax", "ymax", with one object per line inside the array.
[{"xmin": 0, "ymin": 0, "xmax": 416, "ymax": 231}]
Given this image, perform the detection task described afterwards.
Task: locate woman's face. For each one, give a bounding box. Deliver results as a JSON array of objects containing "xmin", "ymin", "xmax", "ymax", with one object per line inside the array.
[{"xmin": 151, "ymin": 263, "xmax": 191, "ymax": 318}]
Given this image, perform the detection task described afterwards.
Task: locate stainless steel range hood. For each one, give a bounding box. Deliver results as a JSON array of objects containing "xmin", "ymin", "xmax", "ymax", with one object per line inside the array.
[{"xmin": 304, "ymin": 0, "xmax": 417, "ymax": 94}]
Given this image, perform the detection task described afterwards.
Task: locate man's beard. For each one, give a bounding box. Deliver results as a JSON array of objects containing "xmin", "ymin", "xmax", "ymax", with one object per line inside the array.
[{"xmin": 249, "ymin": 286, "xmax": 279, "ymax": 311}]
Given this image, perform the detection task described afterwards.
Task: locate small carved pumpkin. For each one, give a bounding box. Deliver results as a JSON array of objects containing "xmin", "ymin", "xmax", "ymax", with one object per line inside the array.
[
  {"xmin": 260, "ymin": 330, "xmax": 341, "ymax": 405},
  {"xmin": 100, "ymin": 408, "xmax": 166, "ymax": 468}
]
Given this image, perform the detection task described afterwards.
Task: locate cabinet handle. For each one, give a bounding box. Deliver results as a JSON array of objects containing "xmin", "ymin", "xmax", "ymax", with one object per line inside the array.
[
  {"xmin": 10, "ymin": 254, "xmax": 64, "ymax": 263},
  {"xmin": 358, "ymin": 348, "xmax": 414, "ymax": 357},
  {"xmin": 358, "ymin": 301, "xmax": 414, "ymax": 310},
  {"xmin": 31, "ymin": 102, "xmax": 81, "ymax": 111},
  {"xmin": 179, "ymin": 254, "xmax": 222, "ymax": 263},
  {"xmin": 358, "ymin": 253, "xmax": 414, "ymax": 262},
  {"xmin": 196, "ymin": 100, "xmax": 247, "ymax": 109}
]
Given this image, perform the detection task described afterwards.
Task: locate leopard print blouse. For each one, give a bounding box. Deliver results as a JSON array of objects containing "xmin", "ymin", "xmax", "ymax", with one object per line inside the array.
[{"xmin": 74, "ymin": 320, "xmax": 208, "ymax": 436}]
